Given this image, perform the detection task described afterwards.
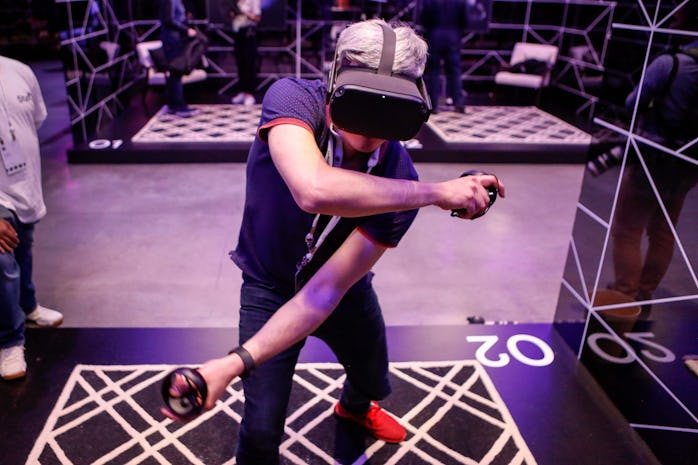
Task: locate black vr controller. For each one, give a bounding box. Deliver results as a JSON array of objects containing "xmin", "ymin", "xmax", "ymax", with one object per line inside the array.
[
  {"xmin": 161, "ymin": 367, "xmax": 208, "ymax": 420},
  {"xmin": 450, "ymin": 170, "xmax": 498, "ymax": 219}
]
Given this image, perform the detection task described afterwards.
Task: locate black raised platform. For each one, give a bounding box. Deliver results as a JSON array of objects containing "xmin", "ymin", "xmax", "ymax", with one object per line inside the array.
[
  {"xmin": 67, "ymin": 88, "xmax": 591, "ymax": 165},
  {"xmin": 1, "ymin": 324, "xmax": 660, "ymax": 465}
]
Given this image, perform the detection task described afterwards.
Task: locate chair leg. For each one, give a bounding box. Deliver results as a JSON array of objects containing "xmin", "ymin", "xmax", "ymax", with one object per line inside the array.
[
  {"xmin": 534, "ymin": 87, "xmax": 543, "ymax": 107},
  {"xmin": 142, "ymin": 86, "xmax": 148, "ymax": 113}
]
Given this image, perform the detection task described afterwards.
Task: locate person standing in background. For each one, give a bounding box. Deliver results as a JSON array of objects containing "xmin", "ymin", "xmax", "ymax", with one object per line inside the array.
[
  {"xmin": 419, "ymin": 0, "xmax": 468, "ymax": 113},
  {"xmin": 230, "ymin": 0, "xmax": 261, "ymax": 106},
  {"xmin": 159, "ymin": 0, "xmax": 201, "ymax": 117},
  {"xmin": 609, "ymin": 6, "xmax": 698, "ymax": 312},
  {"xmin": 0, "ymin": 55, "xmax": 63, "ymax": 381}
]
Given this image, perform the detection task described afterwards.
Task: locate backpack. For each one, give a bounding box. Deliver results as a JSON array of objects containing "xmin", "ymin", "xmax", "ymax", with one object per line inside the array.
[
  {"xmin": 643, "ymin": 47, "xmax": 698, "ymax": 151},
  {"xmin": 508, "ymin": 58, "xmax": 550, "ymax": 75},
  {"xmin": 168, "ymin": 32, "xmax": 209, "ymax": 75}
]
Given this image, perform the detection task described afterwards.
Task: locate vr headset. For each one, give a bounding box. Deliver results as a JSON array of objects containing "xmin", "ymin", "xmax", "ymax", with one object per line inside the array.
[{"xmin": 326, "ymin": 23, "xmax": 432, "ymax": 141}]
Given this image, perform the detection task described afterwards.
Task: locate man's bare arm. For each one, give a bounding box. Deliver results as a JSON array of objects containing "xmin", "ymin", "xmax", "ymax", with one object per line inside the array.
[
  {"xmin": 267, "ymin": 124, "xmax": 505, "ymax": 219},
  {"xmin": 191, "ymin": 229, "xmax": 387, "ymax": 411}
]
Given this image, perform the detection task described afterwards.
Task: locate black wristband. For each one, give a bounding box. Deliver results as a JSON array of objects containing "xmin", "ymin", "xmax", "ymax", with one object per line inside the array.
[{"xmin": 228, "ymin": 346, "xmax": 256, "ymax": 378}]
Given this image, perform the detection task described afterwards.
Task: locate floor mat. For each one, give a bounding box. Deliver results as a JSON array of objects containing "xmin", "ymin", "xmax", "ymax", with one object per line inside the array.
[
  {"xmin": 26, "ymin": 361, "xmax": 537, "ymax": 465},
  {"xmin": 131, "ymin": 105, "xmax": 261, "ymax": 144},
  {"xmin": 427, "ymin": 106, "xmax": 591, "ymax": 146}
]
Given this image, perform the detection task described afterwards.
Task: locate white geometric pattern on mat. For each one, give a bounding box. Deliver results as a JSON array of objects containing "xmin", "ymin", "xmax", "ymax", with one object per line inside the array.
[
  {"xmin": 428, "ymin": 106, "xmax": 591, "ymax": 145},
  {"xmin": 26, "ymin": 361, "xmax": 537, "ymax": 465},
  {"xmin": 131, "ymin": 105, "xmax": 261, "ymax": 144}
]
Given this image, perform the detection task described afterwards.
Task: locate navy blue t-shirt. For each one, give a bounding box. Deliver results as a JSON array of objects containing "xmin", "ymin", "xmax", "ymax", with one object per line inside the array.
[{"xmin": 230, "ymin": 77, "xmax": 420, "ymax": 294}]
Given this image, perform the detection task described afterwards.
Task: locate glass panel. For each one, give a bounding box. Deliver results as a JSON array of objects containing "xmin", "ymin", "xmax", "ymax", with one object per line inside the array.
[{"xmin": 555, "ymin": 2, "xmax": 698, "ymax": 463}]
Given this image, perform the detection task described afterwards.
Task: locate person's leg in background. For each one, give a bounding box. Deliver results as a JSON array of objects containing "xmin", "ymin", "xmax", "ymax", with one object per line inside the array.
[
  {"xmin": 611, "ymin": 165, "xmax": 654, "ymax": 300},
  {"xmin": 165, "ymin": 70, "xmax": 187, "ymax": 112},
  {"xmin": 233, "ymin": 27, "xmax": 258, "ymax": 106},
  {"xmin": 424, "ymin": 40, "xmax": 444, "ymax": 113},
  {"xmin": 240, "ymin": 27, "xmax": 258, "ymax": 104},
  {"xmin": 14, "ymin": 220, "xmax": 37, "ymax": 314},
  {"xmin": 637, "ymin": 167, "xmax": 698, "ymax": 301},
  {"xmin": 161, "ymin": 31, "xmax": 199, "ymax": 117},
  {"xmin": 443, "ymin": 31, "xmax": 465, "ymax": 113}
]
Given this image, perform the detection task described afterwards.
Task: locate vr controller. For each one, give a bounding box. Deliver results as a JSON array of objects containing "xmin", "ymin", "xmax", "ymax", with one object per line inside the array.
[
  {"xmin": 161, "ymin": 367, "xmax": 208, "ymax": 420},
  {"xmin": 450, "ymin": 170, "xmax": 498, "ymax": 219}
]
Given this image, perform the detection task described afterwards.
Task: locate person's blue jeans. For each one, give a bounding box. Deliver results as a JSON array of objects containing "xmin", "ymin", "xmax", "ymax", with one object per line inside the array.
[
  {"xmin": 161, "ymin": 30, "xmax": 188, "ymax": 111},
  {"xmin": 0, "ymin": 208, "xmax": 37, "ymax": 349},
  {"xmin": 425, "ymin": 31, "xmax": 465, "ymax": 109},
  {"xmin": 165, "ymin": 71, "xmax": 187, "ymax": 111},
  {"xmin": 235, "ymin": 276, "xmax": 391, "ymax": 465},
  {"xmin": 234, "ymin": 26, "xmax": 258, "ymax": 94}
]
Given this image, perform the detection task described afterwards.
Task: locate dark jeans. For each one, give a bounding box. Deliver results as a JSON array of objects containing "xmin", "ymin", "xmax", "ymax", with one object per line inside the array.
[
  {"xmin": 0, "ymin": 207, "xmax": 37, "ymax": 349},
  {"xmin": 165, "ymin": 71, "xmax": 187, "ymax": 111},
  {"xmin": 235, "ymin": 277, "xmax": 391, "ymax": 465},
  {"xmin": 161, "ymin": 29, "xmax": 188, "ymax": 111},
  {"xmin": 424, "ymin": 31, "xmax": 464, "ymax": 108},
  {"xmin": 611, "ymin": 152, "xmax": 698, "ymax": 300},
  {"xmin": 234, "ymin": 26, "xmax": 258, "ymax": 94}
]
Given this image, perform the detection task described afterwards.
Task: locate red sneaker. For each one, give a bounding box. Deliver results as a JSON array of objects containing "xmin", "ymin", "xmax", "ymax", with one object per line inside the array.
[{"xmin": 334, "ymin": 401, "xmax": 407, "ymax": 443}]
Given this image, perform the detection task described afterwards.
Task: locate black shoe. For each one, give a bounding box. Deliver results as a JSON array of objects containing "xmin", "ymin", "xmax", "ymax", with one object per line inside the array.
[
  {"xmin": 175, "ymin": 108, "xmax": 201, "ymax": 118},
  {"xmin": 454, "ymin": 105, "xmax": 466, "ymax": 114},
  {"xmin": 587, "ymin": 145, "xmax": 623, "ymax": 177},
  {"xmin": 167, "ymin": 107, "xmax": 201, "ymax": 118}
]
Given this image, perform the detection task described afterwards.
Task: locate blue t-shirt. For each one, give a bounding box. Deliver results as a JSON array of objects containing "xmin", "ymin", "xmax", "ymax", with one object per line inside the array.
[{"xmin": 230, "ymin": 77, "xmax": 420, "ymax": 293}]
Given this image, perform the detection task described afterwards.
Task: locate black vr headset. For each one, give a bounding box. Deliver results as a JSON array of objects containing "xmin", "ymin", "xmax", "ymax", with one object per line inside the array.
[{"xmin": 326, "ymin": 22, "xmax": 432, "ymax": 141}]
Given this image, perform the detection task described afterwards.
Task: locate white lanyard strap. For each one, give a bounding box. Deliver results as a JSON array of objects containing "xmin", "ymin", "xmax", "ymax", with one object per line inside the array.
[{"xmin": 297, "ymin": 132, "xmax": 380, "ymax": 272}]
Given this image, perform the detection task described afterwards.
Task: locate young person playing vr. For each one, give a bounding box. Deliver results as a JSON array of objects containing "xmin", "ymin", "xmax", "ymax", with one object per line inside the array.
[{"xmin": 162, "ymin": 19, "xmax": 504, "ymax": 463}]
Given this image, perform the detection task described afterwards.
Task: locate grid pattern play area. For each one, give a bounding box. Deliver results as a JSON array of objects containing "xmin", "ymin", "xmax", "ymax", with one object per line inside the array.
[
  {"xmin": 427, "ymin": 106, "xmax": 591, "ymax": 147},
  {"xmin": 129, "ymin": 104, "xmax": 590, "ymax": 150},
  {"xmin": 26, "ymin": 361, "xmax": 535, "ymax": 465},
  {"xmin": 132, "ymin": 105, "xmax": 262, "ymax": 144}
]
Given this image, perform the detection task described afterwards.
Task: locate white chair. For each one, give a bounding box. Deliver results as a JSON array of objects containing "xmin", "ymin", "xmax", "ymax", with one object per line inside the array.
[
  {"xmin": 135, "ymin": 40, "xmax": 207, "ymax": 108},
  {"xmin": 494, "ymin": 42, "xmax": 559, "ymax": 104}
]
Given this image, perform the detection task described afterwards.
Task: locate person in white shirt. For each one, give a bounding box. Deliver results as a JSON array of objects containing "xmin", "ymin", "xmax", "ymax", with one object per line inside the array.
[{"xmin": 0, "ymin": 55, "xmax": 63, "ymax": 381}]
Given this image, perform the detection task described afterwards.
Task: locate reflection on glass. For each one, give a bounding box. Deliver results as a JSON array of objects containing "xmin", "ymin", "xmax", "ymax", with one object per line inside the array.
[
  {"xmin": 610, "ymin": 143, "xmax": 697, "ymax": 315},
  {"xmin": 555, "ymin": 2, "xmax": 698, "ymax": 464}
]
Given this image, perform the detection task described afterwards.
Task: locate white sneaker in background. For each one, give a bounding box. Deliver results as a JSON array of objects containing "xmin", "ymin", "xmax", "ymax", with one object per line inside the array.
[
  {"xmin": 231, "ymin": 93, "xmax": 247, "ymax": 104},
  {"xmin": 0, "ymin": 345, "xmax": 26, "ymax": 380},
  {"xmin": 26, "ymin": 305, "xmax": 63, "ymax": 327},
  {"xmin": 243, "ymin": 94, "xmax": 256, "ymax": 106}
]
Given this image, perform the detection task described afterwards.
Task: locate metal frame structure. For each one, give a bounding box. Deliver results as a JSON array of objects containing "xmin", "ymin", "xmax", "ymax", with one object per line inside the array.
[
  {"xmin": 57, "ymin": 0, "xmax": 139, "ymax": 144},
  {"xmin": 555, "ymin": 0, "xmax": 698, "ymax": 457},
  {"xmin": 57, "ymin": 0, "xmax": 615, "ymax": 145}
]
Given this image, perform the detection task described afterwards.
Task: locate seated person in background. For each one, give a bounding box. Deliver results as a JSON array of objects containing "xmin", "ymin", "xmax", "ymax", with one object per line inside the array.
[{"xmin": 159, "ymin": 0, "xmax": 200, "ymax": 117}]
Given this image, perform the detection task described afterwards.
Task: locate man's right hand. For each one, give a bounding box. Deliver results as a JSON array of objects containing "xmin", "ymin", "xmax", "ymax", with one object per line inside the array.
[
  {"xmin": 0, "ymin": 219, "xmax": 18, "ymax": 253},
  {"xmin": 437, "ymin": 174, "xmax": 505, "ymax": 219}
]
